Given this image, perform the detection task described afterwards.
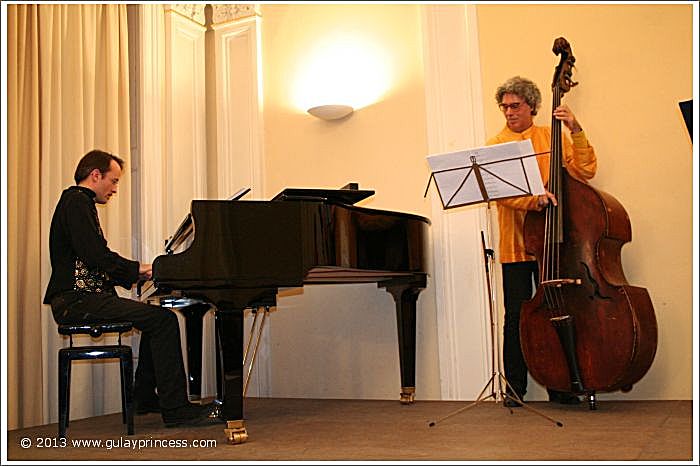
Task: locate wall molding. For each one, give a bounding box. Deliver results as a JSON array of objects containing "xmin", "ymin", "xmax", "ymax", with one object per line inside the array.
[
  {"xmin": 164, "ymin": 8, "xmax": 207, "ymax": 228},
  {"xmin": 421, "ymin": 4, "xmax": 494, "ymax": 400},
  {"xmin": 211, "ymin": 16, "xmax": 264, "ymax": 201},
  {"xmin": 208, "ymin": 14, "xmax": 269, "ymax": 395}
]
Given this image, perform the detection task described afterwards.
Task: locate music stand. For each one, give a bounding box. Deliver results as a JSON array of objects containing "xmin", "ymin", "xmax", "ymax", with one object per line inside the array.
[
  {"xmin": 423, "ymin": 140, "xmax": 547, "ymax": 208},
  {"xmin": 424, "ymin": 141, "xmax": 562, "ymax": 427}
]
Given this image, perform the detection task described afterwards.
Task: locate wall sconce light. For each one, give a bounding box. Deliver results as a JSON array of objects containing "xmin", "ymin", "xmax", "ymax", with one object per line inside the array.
[
  {"xmin": 295, "ymin": 35, "xmax": 391, "ymax": 121},
  {"xmin": 307, "ymin": 104, "xmax": 354, "ymax": 121}
]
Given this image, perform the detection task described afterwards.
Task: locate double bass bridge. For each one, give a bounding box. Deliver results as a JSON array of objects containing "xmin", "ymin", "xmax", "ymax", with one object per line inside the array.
[{"xmin": 541, "ymin": 278, "xmax": 582, "ymax": 288}]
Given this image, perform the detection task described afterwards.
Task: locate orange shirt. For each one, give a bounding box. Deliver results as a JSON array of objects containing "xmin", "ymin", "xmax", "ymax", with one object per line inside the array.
[{"xmin": 487, "ymin": 125, "xmax": 597, "ymax": 263}]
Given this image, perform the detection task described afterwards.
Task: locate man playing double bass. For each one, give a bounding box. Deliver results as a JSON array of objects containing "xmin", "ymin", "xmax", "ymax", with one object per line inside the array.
[{"xmin": 487, "ymin": 76, "xmax": 597, "ymax": 407}]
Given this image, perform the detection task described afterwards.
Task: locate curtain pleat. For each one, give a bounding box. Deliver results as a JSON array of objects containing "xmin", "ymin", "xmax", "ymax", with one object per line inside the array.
[
  {"xmin": 7, "ymin": 3, "xmax": 132, "ymax": 429},
  {"xmin": 8, "ymin": 3, "xmax": 44, "ymax": 431}
]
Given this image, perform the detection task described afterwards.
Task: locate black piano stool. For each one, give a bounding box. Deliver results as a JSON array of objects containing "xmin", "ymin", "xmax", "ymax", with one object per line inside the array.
[{"xmin": 57, "ymin": 322, "xmax": 134, "ymax": 438}]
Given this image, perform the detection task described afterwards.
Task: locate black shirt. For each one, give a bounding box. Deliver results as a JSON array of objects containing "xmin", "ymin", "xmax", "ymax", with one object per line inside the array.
[{"xmin": 43, "ymin": 186, "xmax": 139, "ymax": 303}]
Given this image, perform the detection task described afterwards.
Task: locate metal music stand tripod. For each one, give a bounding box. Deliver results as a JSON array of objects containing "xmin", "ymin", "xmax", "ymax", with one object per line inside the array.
[{"xmin": 423, "ymin": 142, "xmax": 563, "ymax": 427}]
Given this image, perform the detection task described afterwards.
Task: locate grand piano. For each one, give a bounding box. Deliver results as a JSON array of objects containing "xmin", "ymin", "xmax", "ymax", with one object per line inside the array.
[{"xmin": 140, "ymin": 186, "xmax": 430, "ymax": 443}]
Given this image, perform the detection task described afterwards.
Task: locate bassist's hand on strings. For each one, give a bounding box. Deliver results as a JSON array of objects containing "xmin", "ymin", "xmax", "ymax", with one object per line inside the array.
[
  {"xmin": 553, "ymin": 104, "xmax": 583, "ymax": 133},
  {"xmin": 536, "ymin": 190, "xmax": 558, "ymax": 210}
]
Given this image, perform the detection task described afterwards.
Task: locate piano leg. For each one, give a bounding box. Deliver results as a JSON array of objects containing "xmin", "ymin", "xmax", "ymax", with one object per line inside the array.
[
  {"xmin": 381, "ymin": 274, "xmax": 427, "ymax": 404},
  {"xmin": 214, "ymin": 308, "xmax": 247, "ymax": 444},
  {"xmin": 177, "ymin": 303, "xmax": 210, "ymax": 401}
]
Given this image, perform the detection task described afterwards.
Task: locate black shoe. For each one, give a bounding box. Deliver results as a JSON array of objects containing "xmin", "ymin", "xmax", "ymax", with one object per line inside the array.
[
  {"xmin": 134, "ymin": 395, "xmax": 161, "ymax": 415},
  {"xmin": 162, "ymin": 402, "xmax": 223, "ymax": 428},
  {"xmin": 503, "ymin": 397, "xmax": 522, "ymax": 408},
  {"xmin": 503, "ymin": 390, "xmax": 524, "ymax": 408},
  {"xmin": 133, "ymin": 383, "xmax": 160, "ymax": 415},
  {"xmin": 548, "ymin": 390, "xmax": 581, "ymax": 405}
]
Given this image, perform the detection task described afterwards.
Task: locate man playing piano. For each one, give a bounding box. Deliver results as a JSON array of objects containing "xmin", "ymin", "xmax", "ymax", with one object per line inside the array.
[{"xmin": 43, "ymin": 149, "xmax": 220, "ymax": 428}]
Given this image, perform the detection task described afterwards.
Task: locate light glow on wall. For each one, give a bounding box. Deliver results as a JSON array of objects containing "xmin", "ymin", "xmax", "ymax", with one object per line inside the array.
[{"xmin": 292, "ymin": 34, "xmax": 392, "ymax": 115}]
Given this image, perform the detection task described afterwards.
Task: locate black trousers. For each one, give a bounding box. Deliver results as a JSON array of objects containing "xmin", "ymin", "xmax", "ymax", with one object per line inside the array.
[
  {"xmin": 50, "ymin": 290, "xmax": 189, "ymax": 411},
  {"xmin": 501, "ymin": 261, "xmax": 538, "ymax": 398}
]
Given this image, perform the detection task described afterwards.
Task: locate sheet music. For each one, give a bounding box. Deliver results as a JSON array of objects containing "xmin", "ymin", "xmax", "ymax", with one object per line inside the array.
[{"xmin": 426, "ymin": 140, "xmax": 545, "ymax": 208}]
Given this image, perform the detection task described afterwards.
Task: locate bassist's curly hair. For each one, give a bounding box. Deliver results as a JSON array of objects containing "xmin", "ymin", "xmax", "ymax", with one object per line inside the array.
[{"xmin": 495, "ymin": 76, "xmax": 542, "ymax": 116}]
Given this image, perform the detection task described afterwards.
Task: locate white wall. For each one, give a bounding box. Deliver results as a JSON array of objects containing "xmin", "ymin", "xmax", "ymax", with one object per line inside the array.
[
  {"xmin": 260, "ymin": 4, "xmax": 442, "ymax": 401},
  {"xmin": 132, "ymin": 3, "xmax": 694, "ymax": 403},
  {"xmin": 259, "ymin": 3, "xmax": 694, "ymax": 401}
]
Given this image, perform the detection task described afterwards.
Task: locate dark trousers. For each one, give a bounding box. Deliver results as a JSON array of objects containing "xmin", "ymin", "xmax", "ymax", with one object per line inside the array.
[
  {"xmin": 50, "ymin": 290, "xmax": 189, "ymax": 411},
  {"xmin": 501, "ymin": 261, "xmax": 538, "ymax": 398}
]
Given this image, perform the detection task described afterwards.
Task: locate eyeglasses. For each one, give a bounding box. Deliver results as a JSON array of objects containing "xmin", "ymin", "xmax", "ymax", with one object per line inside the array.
[{"xmin": 498, "ymin": 102, "xmax": 524, "ymax": 112}]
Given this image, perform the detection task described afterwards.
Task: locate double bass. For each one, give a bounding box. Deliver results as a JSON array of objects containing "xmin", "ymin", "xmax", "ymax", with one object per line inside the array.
[{"xmin": 520, "ymin": 37, "xmax": 657, "ymax": 409}]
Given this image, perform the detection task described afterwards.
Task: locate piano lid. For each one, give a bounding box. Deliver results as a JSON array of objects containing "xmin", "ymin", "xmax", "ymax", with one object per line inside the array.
[{"xmin": 272, "ymin": 184, "xmax": 374, "ymax": 205}]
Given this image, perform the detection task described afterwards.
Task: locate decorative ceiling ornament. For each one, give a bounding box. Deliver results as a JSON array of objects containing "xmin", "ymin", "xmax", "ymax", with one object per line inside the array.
[
  {"xmin": 170, "ymin": 4, "xmax": 206, "ymax": 25},
  {"xmin": 168, "ymin": 4, "xmax": 259, "ymax": 27},
  {"xmin": 210, "ymin": 4, "xmax": 258, "ymax": 24}
]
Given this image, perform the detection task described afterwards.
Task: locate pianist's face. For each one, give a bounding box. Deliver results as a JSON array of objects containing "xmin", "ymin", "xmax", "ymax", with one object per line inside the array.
[{"xmin": 93, "ymin": 160, "xmax": 121, "ymax": 204}]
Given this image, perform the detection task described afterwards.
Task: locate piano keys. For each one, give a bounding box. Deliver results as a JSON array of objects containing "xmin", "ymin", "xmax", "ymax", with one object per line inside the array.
[{"xmin": 141, "ymin": 186, "xmax": 430, "ymax": 443}]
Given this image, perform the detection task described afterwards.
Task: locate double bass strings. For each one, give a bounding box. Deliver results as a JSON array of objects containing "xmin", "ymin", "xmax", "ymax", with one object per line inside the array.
[{"xmin": 542, "ymin": 86, "xmax": 566, "ymax": 320}]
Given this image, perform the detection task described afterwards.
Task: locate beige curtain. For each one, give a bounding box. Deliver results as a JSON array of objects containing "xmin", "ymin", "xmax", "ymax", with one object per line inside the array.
[{"xmin": 7, "ymin": 4, "xmax": 132, "ymax": 429}]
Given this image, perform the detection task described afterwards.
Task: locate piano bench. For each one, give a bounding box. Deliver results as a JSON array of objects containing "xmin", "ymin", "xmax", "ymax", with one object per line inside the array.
[{"xmin": 57, "ymin": 322, "xmax": 135, "ymax": 439}]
